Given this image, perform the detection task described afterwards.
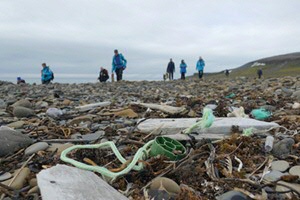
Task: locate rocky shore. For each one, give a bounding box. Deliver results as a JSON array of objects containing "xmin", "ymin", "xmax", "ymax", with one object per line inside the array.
[{"xmin": 0, "ymin": 76, "xmax": 300, "ymax": 199}]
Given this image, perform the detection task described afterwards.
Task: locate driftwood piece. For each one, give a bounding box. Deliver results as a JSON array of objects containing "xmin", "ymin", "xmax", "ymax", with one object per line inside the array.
[{"xmin": 130, "ymin": 102, "xmax": 186, "ymax": 115}]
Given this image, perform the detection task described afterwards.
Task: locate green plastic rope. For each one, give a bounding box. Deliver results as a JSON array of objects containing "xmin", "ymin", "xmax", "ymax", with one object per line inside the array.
[
  {"xmin": 184, "ymin": 108, "xmax": 215, "ymax": 134},
  {"xmin": 60, "ymin": 140, "xmax": 154, "ymax": 181}
]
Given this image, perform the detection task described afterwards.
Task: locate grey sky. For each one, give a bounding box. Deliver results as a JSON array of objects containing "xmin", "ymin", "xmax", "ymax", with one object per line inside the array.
[{"xmin": 0, "ymin": 0, "xmax": 300, "ymax": 80}]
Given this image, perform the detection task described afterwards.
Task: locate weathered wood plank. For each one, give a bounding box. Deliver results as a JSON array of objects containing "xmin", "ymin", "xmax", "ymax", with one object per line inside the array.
[{"xmin": 37, "ymin": 164, "xmax": 128, "ymax": 200}]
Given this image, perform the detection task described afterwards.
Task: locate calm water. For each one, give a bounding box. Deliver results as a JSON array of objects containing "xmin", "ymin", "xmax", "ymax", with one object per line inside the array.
[{"xmin": 0, "ymin": 73, "xmax": 170, "ymax": 84}]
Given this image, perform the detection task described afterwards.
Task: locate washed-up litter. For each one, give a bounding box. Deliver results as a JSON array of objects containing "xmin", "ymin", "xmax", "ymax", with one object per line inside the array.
[
  {"xmin": 75, "ymin": 101, "xmax": 111, "ymax": 112},
  {"xmin": 0, "ymin": 77, "xmax": 300, "ymax": 199},
  {"xmin": 130, "ymin": 102, "xmax": 187, "ymax": 115}
]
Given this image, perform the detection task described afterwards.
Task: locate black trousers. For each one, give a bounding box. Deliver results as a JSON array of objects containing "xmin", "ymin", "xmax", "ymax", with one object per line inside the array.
[
  {"xmin": 181, "ymin": 72, "xmax": 185, "ymax": 80},
  {"xmin": 115, "ymin": 68, "xmax": 123, "ymax": 81},
  {"xmin": 198, "ymin": 70, "xmax": 203, "ymax": 79},
  {"xmin": 169, "ymin": 72, "xmax": 174, "ymax": 80},
  {"xmin": 42, "ymin": 80, "xmax": 51, "ymax": 84}
]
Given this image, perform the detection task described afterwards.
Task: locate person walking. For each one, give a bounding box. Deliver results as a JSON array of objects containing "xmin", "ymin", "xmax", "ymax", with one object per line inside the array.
[
  {"xmin": 167, "ymin": 58, "xmax": 175, "ymax": 80},
  {"xmin": 41, "ymin": 63, "xmax": 54, "ymax": 84},
  {"xmin": 180, "ymin": 60, "xmax": 187, "ymax": 80},
  {"xmin": 196, "ymin": 57, "xmax": 205, "ymax": 79},
  {"xmin": 112, "ymin": 49, "xmax": 127, "ymax": 81},
  {"xmin": 225, "ymin": 69, "xmax": 230, "ymax": 77},
  {"xmin": 257, "ymin": 69, "xmax": 263, "ymax": 79},
  {"xmin": 98, "ymin": 67, "xmax": 109, "ymax": 82}
]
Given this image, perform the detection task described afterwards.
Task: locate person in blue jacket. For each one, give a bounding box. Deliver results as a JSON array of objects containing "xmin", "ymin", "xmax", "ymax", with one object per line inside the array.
[
  {"xmin": 196, "ymin": 56, "xmax": 205, "ymax": 79},
  {"xmin": 112, "ymin": 49, "xmax": 127, "ymax": 81},
  {"xmin": 41, "ymin": 63, "xmax": 54, "ymax": 84},
  {"xmin": 180, "ymin": 60, "xmax": 187, "ymax": 80}
]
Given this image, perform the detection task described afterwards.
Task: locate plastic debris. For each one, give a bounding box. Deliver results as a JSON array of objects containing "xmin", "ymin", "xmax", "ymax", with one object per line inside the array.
[{"xmin": 251, "ymin": 108, "xmax": 271, "ymax": 120}]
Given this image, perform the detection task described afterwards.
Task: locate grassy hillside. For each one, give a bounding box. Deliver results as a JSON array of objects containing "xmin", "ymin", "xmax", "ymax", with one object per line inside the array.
[{"xmin": 192, "ymin": 52, "xmax": 300, "ymax": 79}]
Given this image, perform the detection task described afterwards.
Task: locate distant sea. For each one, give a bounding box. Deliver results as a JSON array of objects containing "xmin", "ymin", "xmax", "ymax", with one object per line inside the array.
[{"xmin": 0, "ymin": 73, "xmax": 171, "ymax": 84}]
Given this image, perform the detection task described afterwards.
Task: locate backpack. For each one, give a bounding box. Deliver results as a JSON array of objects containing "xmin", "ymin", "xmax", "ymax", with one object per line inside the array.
[{"xmin": 51, "ymin": 71, "xmax": 54, "ymax": 80}]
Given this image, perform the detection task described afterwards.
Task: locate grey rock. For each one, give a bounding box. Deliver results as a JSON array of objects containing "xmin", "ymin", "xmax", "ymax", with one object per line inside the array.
[
  {"xmin": 25, "ymin": 142, "xmax": 49, "ymax": 155},
  {"xmin": 12, "ymin": 99, "xmax": 32, "ymax": 108},
  {"xmin": 272, "ymin": 138, "xmax": 295, "ymax": 158},
  {"xmin": 263, "ymin": 170, "xmax": 284, "ymax": 182},
  {"xmin": 292, "ymin": 90, "xmax": 300, "ymax": 100},
  {"xmin": 7, "ymin": 121, "xmax": 25, "ymax": 129},
  {"xmin": 13, "ymin": 106, "xmax": 35, "ymax": 118},
  {"xmin": 289, "ymin": 166, "xmax": 300, "ymax": 177},
  {"xmin": 0, "ymin": 99, "xmax": 6, "ymax": 109},
  {"xmin": 216, "ymin": 190, "xmax": 248, "ymax": 200},
  {"xmin": 281, "ymin": 88, "xmax": 293, "ymax": 96},
  {"xmin": 0, "ymin": 172, "xmax": 12, "ymax": 181},
  {"xmin": 81, "ymin": 131, "xmax": 104, "ymax": 141},
  {"xmin": 271, "ymin": 160, "xmax": 290, "ymax": 172},
  {"xmin": 0, "ymin": 130, "xmax": 33, "ymax": 157}
]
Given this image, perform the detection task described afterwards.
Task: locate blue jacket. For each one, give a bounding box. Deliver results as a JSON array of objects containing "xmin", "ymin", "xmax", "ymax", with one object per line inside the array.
[
  {"xmin": 180, "ymin": 63, "xmax": 187, "ymax": 73},
  {"xmin": 112, "ymin": 54, "xmax": 127, "ymax": 73},
  {"xmin": 41, "ymin": 66, "xmax": 53, "ymax": 82},
  {"xmin": 196, "ymin": 59, "xmax": 205, "ymax": 71}
]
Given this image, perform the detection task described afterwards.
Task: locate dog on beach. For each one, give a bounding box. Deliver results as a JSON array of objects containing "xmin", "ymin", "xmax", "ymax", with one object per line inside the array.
[{"xmin": 163, "ymin": 73, "xmax": 169, "ymax": 81}]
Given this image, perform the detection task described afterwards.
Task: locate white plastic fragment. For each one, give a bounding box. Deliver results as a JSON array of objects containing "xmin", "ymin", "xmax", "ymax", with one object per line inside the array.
[
  {"xmin": 46, "ymin": 108, "xmax": 63, "ymax": 118},
  {"xmin": 265, "ymin": 136, "xmax": 274, "ymax": 152},
  {"xmin": 75, "ymin": 102, "xmax": 111, "ymax": 112}
]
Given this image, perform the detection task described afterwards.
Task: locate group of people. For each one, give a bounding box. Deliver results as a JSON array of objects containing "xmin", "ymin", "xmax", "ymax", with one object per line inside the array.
[
  {"xmin": 16, "ymin": 50, "xmax": 264, "ymax": 84},
  {"xmin": 166, "ymin": 57, "xmax": 205, "ymax": 80}
]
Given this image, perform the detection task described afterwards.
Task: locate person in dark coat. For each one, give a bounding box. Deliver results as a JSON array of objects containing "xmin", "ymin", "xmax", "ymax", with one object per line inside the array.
[
  {"xmin": 167, "ymin": 58, "xmax": 175, "ymax": 80},
  {"xmin": 225, "ymin": 69, "xmax": 230, "ymax": 77},
  {"xmin": 98, "ymin": 67, "xmax": 109, "ymax": 82},
  {"xmin": 257, "ymin": 69, "xmax": 263, "ymax": 79},
  {"xmin": 17, "ymin": 77, "xmax": 26, "ymax": 84}
]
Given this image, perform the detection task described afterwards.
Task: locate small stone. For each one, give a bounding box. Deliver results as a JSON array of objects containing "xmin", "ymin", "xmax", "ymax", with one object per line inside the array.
[
  {"xmin": 12, "ymin": 99, "xmax": 32, "ymax": 108},
  {"xmin": 289, "ymin": 166, "xmax": 300, "ymax": 177},
  {"xmin": 25, "ymin": 142, "xmax": 49, "ymax": 155},
  {"xmin": 271, "ymin": 160, "xmax": 290, "ymax": 172},
  {"xmin": 27, "ymin": 185, "xmax": 39, "ymax": 195},
  {"xmin": 70, "ymin": 133, "xmax": 82, "ymax": 139},
  {"xmin": 150, "ymin": 177, "xmax": 180, "ymax": 194},
  {"xmin": 2, "ymin": 167, "xmax": 30, "ymax": 190},
  {"xmin": 29, "ymin": 178, "xmax": 38, "ymax": 187},
  {"xmin": 68, "ymin": 115, "xmax": 93, "ymax": 126},
  {"xmin": 263, "ymin": 170, "xmax": 284, "ymax": 182},
  {"xmin": 62, "ymin": 99, "xmax": 71, "ymax": 106},
  {"xmin": 46, "ymin": 143, "xmax": 74, "ymax": 155},
  {"xmin": 0, "ymin": 129, "xmax": 33, "ymax": 157},
  {"xmin": 276, "ymin": 181, "xmax": 300, "ymax": 195},
  {"xmin": 6, "ymin": 121, "xmax": 25, "ymax": 129},
  {"xmin": 292, "ymin": 90, "xmax": 300, "ymax": 101},
  {"xmin": 272, "ymin": 138, "xmax": 295, "ymax": 158},
  {"xmin": 187, "ymin": 109, "xmax": 196, "ymax": 117},
  {"xmin": 216, "ymin": 190, "xmax": 248, "ymax": 200},
  {"xmin": 292, "ymin": 102, "xmax": 300, "ymax": 109},
  {"xmin": 0, "ymin": 99, "xmax": 6, "ymax": 109},
  {"xmin": 114, "ymin": 109, "xmax": 138, "ymax": 118},
  {"xmin": 0, "ymin": 172, "xmax": 12, "ymax": 181},
  {"xmin": 13, "ymin": 106, "xmax": 35, "ymax": 118}
]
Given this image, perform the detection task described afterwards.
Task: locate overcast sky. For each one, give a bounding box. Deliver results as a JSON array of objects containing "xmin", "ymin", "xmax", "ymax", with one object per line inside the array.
[{"xmin": 0, "ymin": 0, "xmax": 300, "ymax": 80}]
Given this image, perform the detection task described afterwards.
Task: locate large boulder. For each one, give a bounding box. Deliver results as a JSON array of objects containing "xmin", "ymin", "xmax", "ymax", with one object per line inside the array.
[{"xmin": 0, "ymin": 129, "xmax": 33, "ymax": 157}]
